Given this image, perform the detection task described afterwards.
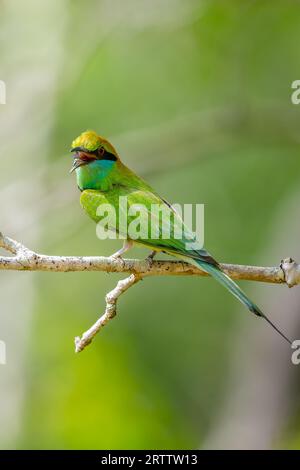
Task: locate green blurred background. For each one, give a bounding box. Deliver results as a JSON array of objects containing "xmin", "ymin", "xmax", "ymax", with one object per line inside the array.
[{"xmin": 1, "ymin": 0, "xmax": 300, "ymax": 449}]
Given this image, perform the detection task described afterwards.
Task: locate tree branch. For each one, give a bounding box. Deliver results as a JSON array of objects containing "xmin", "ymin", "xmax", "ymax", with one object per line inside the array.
[
  {"xmin": 74, "ymin": 274, "xmax": 142, "ymax": 352},
  {"xmin": 1, "ymin": 232, "xmax": 299, "ymax": 352}
]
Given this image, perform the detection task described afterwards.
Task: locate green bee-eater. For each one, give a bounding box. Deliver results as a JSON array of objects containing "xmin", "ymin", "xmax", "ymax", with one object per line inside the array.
[{"xmin": 70, "ymin": 130, "xmax": 291, "ymax": 344}]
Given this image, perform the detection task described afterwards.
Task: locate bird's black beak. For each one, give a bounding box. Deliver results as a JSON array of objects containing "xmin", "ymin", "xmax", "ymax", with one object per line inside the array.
[
  {"xmin": 70, "ymin": 157, "xmax": 85, "ymax": 173},
  {"xmin": 70, "ymin": 147, "xmax": 85, "ymax": 173},
  {"xmin": 69, "ymin": 147, "xmax": 96, "ymax": 173}
]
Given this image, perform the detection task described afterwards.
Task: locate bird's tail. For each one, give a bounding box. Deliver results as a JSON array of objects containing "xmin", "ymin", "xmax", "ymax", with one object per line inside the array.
[{"xmin": 191, "ymin": 258, "xmax": 292, "ymax": 345}]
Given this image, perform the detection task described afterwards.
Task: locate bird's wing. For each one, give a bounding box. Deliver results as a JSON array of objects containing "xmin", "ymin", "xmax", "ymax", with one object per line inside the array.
[{"xmin": 80, "ymin": 188, "xmax": 217, "ymax": 265}]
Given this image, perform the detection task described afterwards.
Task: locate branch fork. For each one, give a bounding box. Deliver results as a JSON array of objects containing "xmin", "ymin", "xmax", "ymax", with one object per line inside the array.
[
  {"xmin": 74, "ymin": 273, "xmax": 141, "ymax": 353},
  {"xmin": 0, "ymin": 232, "xmax": 299, "ymax": 352}
]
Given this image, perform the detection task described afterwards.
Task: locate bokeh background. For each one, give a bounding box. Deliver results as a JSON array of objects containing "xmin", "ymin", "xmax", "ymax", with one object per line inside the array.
[{"xmin": 1, "ymin": 0, "xmax": 300, "ymax": 449}]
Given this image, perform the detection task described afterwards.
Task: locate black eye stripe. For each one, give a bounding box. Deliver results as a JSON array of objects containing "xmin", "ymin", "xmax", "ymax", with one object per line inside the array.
[
  {"xmin": 73, "ymin": 146, "xmax": 117, "ymax": 161},
  {"xmin": 96, "ymin": 148, "xmax": 117, "ymax": 161}
]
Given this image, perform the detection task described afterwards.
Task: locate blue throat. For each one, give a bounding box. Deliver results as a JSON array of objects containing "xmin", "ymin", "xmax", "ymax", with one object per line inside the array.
[{"xmin": 76, "ymin": 160, "xmax": 115, "ymax": 191}]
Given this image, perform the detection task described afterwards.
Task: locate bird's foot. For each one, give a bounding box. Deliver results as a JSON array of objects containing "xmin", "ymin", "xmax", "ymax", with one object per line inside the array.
[
  {"xmin": 146, "ymin": 250, "xmax": 157, "ymax": 268},
  {"xmin": 109, "ymin": 240, "xmax": 134, "ymax": 268},
  {"xmin": 109, "ymin": 253, "xmax": 126, "ymax": 268}
]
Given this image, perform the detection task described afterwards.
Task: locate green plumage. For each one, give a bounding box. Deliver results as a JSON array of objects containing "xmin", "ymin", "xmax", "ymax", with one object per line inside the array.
[{"xmin": 70, "ymin": 130, "xmax": 291, "ymax": 345}]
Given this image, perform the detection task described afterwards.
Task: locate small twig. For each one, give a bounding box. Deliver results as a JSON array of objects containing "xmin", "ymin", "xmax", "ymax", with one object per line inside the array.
[
  {"xmin": 280, "ymin": 257, "xmax": 300, "ymax": 287},
  {"xmin": 75, "ymin": 274, "xmax": 141, "ymax": 352},
  {"xmin": 0, "ymin": 232, "xmax": 32, "ymax": 256},
  {"xmin": 0, "ymin": 232, "xmax": 299, "ymax": 352}
]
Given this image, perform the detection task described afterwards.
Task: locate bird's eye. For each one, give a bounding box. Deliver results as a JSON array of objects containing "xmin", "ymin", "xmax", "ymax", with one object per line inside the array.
[{"xmin": 98, "ymin": 147, "xmax": 105, "ymax": 157}]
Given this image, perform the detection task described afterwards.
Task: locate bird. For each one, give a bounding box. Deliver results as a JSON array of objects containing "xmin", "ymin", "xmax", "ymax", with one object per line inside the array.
[{"xmin": 70, "ymin": 130, "xmax": 291, "ymax": 345}]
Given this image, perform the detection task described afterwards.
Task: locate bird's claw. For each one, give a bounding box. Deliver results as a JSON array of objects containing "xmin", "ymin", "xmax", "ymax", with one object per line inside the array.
[
  {"xmin": 146, "ymin": 250, "xmax": 156, "ymax": 268},
  {"xmin": 109, "ymin": 253, "xmax": 126, "ymax": 268}
]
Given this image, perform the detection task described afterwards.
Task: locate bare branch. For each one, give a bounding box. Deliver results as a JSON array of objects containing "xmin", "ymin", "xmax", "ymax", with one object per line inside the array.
[
  {"xmin": 0, "ymin": 232, "xmax": 33, "ymax": 256},
  {"xmin": 75, "ymin": 274, "xmax": 141, "ymax": 352},
  {"xmin": 280, "ymin": 257, "xmax": 300, "ymax": 287},
  {"xmin": 0, "ymin": 232, "xmax": 299, "ymax": 352},
  {"xmin": 0, "ymin": 233, "xmax": 294, "ymax": 283}
]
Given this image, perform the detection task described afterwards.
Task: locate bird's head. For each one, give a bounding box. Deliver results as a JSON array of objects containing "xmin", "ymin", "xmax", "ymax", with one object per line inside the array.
[{"xmin": 70, "ymin": 130, "xmax": 119, "ymax": 172}]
